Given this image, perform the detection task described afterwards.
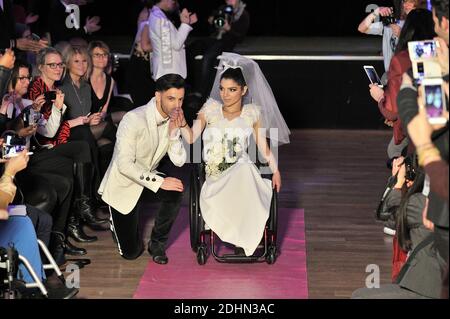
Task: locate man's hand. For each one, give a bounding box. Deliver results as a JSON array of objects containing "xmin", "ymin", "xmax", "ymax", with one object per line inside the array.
[
  {"xmin": 369, "ymin": 84, "xmax": 384, "ymax": 102},
  {"xmin": 180, "ymin": 9, "xmax": 197, "ymax": 25},
  {"xmin": 435, "ymin": 37, "xmax": 449, "ymax": 75},
  {"xmin": 85, "ymin": 16, "xmax": 101, "ymax": 33},
  {"xmin": 16, "ymin": 38, "xmax": 48, "ymax": 53},
  {"xmin": 223, "ymin": 19, "xmax": 231, "ymax": 32},
  {"xmin": 0, "ymin": 49, "xmax": 15, "ymax": 69},
  {"xmin": 392, "ymin": 156, "xmax": 405, "ymax": 176},
  {"xmin": 422, "ymin": 198, "xmax": 434, "ymax": 231},
  {"xmin": 160, "ymin": 177, "xmax": 184, "ymax": 192}
]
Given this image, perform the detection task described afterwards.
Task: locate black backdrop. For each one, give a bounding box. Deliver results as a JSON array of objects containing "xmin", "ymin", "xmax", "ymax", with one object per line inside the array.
[{"xmin": 38, "ymin": 0, "xmax": 403, "ymax": 37}]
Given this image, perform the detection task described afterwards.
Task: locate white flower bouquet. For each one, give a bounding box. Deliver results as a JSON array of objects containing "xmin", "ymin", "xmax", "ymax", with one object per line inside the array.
[{"xmin": 205, "ymin": 134, "xmax": 243, "ymax": 177}]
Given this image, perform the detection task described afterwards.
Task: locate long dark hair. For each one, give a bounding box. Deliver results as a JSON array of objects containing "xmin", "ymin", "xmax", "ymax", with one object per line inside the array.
[
  {"xmin": 396, "ymin": 168, "xmax": 426, "ymax": 251},
  {"xmin": 395, "ymin": 9, "xmax": 436, "ymax": 54}
]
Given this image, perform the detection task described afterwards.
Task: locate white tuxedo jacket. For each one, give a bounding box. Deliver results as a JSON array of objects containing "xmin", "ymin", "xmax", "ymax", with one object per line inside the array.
[
  {"xmin": 98, "ymin": 98, "xmax": 186, "ymax": 214},
  {"xmin": 148, "ymin": 6, "xmax": 193, "ymax": 80}
]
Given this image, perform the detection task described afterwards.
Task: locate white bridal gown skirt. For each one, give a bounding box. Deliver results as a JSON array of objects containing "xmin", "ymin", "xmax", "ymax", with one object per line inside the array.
[{"xmin": 200, "ymin": 162, "xmax": 272, "ymax": 256}]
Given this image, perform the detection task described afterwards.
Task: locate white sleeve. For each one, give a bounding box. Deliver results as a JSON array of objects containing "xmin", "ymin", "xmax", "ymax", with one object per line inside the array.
[
  {"xmin": 115, "ymin": 113, "xmax": 164, "ymax": 193},
  {"xmin": 168, "ymin": 129, "xmax": 187, "ymax": 167},
  {"xmin": 37, "ymin": 104, "xmax": 67, "ymax": 138},
  {"xmin": 366, "ymin": 22, "xmax": 383, "ymax": 35},
  {"xmin": 151, "ymin": 16, "xmax": 192, "ymax": 51}
]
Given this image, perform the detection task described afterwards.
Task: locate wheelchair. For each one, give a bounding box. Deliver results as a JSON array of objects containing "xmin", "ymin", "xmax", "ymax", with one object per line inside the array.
[
  {"xmin": 0, "ymin": 240, "xmax": 67, "ymax": 299},
  {"xmin": 189, "ymin": 163, "xmax": 278, "ymax": 265}
]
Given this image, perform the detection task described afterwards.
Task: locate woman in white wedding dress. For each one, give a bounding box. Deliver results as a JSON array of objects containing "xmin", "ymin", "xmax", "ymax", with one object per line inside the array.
[{"xmin": 176, "ymin": 53, "xmax": 290, "ymax": 256}]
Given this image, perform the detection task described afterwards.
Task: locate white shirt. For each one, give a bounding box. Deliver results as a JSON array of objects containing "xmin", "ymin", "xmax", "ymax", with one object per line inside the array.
[{"xmin": 148, "ymin": 6, "xmax": 193, "ymax": 80}]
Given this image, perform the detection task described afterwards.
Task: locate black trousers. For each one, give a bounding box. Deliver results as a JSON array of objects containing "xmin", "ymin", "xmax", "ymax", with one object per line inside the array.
[
  {"xmin": 109, "ymin": 187, "xmax": 183, "ymax": 260},
  {"xmin": 25, "ymin": 205, "xmax": 53, "ymax": 247}
]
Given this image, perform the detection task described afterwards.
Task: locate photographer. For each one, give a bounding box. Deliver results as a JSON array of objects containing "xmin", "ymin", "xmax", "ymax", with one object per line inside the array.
[
  {"xmin": 396, "ymin": 0, "xmax": 449, "ymax": 297},
  {"xmin": 187, "ymin": 0, "xmax": 250, "ymax": 98},
  {"xmin": 353, "ymin": 157, "xmax": 444, "ymax": 298},
  {"xmin": 358, "ymin": 0, "xmax": 423, "ymax": 78}
]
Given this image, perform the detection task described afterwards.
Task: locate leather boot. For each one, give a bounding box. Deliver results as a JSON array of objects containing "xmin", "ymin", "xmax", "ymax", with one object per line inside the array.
[
  {"xmin": 49, "ymin": 232, "xmax": 67, "ymax": 266},
  {"xmin": 73, "ymin": 162, "xmax": 108, "ymax": 228},
  {"xmin": 67, "ymin": 213, "xmax": 98, "ymax": 243}
]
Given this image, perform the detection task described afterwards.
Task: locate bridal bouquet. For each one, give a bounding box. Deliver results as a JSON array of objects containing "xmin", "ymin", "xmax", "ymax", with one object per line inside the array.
[{"xmin": 205, "ymin": 134, "xmax": 243, "ymax": 177}]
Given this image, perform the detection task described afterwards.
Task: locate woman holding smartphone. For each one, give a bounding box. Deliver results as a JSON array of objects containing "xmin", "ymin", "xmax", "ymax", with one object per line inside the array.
[{"xmin": 28, "ymin": 47, "xmax": 108, "ymax": 250}]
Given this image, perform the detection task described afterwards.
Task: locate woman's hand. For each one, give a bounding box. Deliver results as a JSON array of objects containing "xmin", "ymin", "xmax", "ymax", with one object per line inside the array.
[
  {"xmin": 391, "ymin": 156, "xmax": 404, "ymax": 176},
  {"xmin": 32, "ymin": 94, "xmax": 46, "ymax": 111},
  {"xmin": 67, "ymin": 116, "xmax": 89, "ymax": 128},
  {"xmin": 1, "ymin": 94, "xmax": 11, "ymax": 115},
  {"xmin": 422, "ymin": 198, "xmax": 434, "ymax": 231},
  {"xmin": 394, "ymin": 160, "xmax": 406, "ymax": 188},
  {"xmin": 53, "ymin": 89, "xmax": 65, "ymax": 109},
  {"xmin": 4, "ymin": 149, "xmax": 30, "ymax": 176},
  {"xmin": 272, "ymin": 170, "xmax": 282, "ymax": 193},
  {"xmin": 369, "ymin": 84, "xmax": 384, "ymax": 103},
  {"xmin": 17, "ymin": 125, "xmax": 37, "ymax": 138},
  {"xmin": 87, "ymin": 112, "xmax": 102, "ymax": 126}
]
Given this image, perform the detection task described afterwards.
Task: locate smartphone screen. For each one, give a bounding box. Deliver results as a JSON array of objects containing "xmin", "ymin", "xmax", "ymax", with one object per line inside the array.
[
  {"xmin": 411, "ymin": 41, "xmax": 436, "ymax": 59},
  {"xmin": 424, "ymin": 84, "xmax": 444, "ymax": 119},
  {"xmin": 364, "ymin": 67, "xmax": 382, "ymax": 85}
]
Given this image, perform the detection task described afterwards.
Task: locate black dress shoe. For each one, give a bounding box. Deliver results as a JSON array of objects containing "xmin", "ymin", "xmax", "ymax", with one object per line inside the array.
[
  {"xmin": 67, "ymin": 223, "xmax": 98, "ymax": 243},
  {"xmin": 148, "ymin": 248, "xmax": 168, "ymax": 265},
  {"xmin": 64, "ymin": 240, "xmax": 87, "ymax": 256},
  {"xmin": 152, "ymin": 254, "xmax": 168, "ymax": 265}
]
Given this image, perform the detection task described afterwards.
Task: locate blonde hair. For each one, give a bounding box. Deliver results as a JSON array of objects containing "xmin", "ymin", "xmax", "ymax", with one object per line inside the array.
[{"xmin": 63, "ymin": 45, "xmax": 92, "ymax": 81}]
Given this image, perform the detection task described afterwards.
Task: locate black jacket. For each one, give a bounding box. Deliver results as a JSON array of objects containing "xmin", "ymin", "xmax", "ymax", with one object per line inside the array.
[{"xmin": 0, "ymin": 0, "xmax": 15, "ymax": 50}]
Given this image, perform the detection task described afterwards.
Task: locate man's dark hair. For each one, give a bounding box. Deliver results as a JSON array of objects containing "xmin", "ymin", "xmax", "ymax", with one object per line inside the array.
[
  {"xmin": 432, "ymin": 0, "xmax": 449, "ymax": 21},
  {"xmin": 155, "ymin": 73, "xmax": 185, "ymax": 92},
  {"xmin": 11, "ymin": 60, "xmax": 32, "ymax": 88},
  {"xmin": 220, "ymin": 67, "xmax": 247, "ymax": 87}
]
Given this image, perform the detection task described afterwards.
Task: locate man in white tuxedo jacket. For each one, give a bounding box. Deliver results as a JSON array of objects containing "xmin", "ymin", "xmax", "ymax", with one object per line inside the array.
[
  {"xmin": 98, "ymin": 74, "xmax": 187, "ymax": 264},
  {"xmin": 148, "ymin": 0, "xmax": 198, "ymax": 80}
]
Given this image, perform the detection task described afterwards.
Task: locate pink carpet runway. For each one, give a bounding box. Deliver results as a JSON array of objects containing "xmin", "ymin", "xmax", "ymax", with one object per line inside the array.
[{"xmin": 134, "ymin": 207, "xmax": 308, "ymax": 299}]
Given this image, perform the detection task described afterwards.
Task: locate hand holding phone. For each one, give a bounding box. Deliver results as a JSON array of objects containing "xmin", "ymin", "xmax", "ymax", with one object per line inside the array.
[{"xmin": 364, "ymin": 65, "xmax": 383, "ymax": 88}]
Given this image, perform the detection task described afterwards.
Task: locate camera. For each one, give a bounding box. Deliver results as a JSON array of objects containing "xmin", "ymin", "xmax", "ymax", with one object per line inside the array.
[
  {"xmin": 404, "ymin": 156, "xmax": 417, "ymax": 182},
  {"xmin": 1, "ymin": 132, "xmax": 26, "ymax": 159},
  {"xmin": 213, "ymin": 5, "xmax": 233, "ymax": 29},
  {"xmin": 44, "ymin": 91, "xmax": 56, "ymax": 102},
  {"xmin": 380, "ymin": 8, "xmax": 396, "ymax": 26}
]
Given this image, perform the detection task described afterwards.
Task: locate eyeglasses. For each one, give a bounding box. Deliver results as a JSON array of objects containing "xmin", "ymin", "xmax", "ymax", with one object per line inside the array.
[
  {"xmin": 45, "ymin": 63, "xmax": 65, "ymax": 69},
  {"xmin": 17, "ymin": 76, "xmax": 32, "ymax": 82},
  {"xmin": 92, "ymin": 53, "xmax": 109, "ymax": 59}
]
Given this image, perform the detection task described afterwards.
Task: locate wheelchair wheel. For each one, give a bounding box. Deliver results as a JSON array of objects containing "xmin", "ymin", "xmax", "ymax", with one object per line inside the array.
[
  {"xmin": 189, "ymin": 169, "xmax": 201, "ymax": 252},
  {"xmin": 197, "ymin": 244, "xmax": 207, "ymax": 265},
  {"xmin": 265, "ymin": 244, "xmax": 277, "ymax": 265}
]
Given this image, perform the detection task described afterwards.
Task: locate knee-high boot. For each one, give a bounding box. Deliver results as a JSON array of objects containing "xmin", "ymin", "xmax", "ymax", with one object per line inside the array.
[{"xmin": 73, "ymin": 162, "xmax": 108, "ymax": 228}]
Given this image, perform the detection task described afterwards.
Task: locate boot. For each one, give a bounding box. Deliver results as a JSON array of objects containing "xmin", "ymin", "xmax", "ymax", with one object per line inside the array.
[
  {"xmin": 49, "ymin": 231, "xmax": 67, "ymax": 266},
  {"xmin": 73, "ymin": 162, "xmax": 109, "ymax": 228},
  {"xmin": 67, "ymin": 214, "xmax": 98, "ymax": 243}
]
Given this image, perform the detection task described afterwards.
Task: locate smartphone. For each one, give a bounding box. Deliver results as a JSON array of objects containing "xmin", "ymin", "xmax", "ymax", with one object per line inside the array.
[
  {"xmin": 421, "ymin": 78, "xmax": 448, "ymax": 125},
  {"xmin": 363, "ymin": 65, "xmax": 383, "ymax": 88},
  {"xmin": 1, "ymin": 144, "xmax": 33, "ymax": 159},
  {"xmin": 44, "ymin": 91, "xmax": 57, "ymax": 102},
  {"xmin": 408, "ymin": 40, "xmax": 438, "ymax": 60},
  {"xmin": 31, "ymin": 33, "xmax": 41, "ymax": 41}
]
